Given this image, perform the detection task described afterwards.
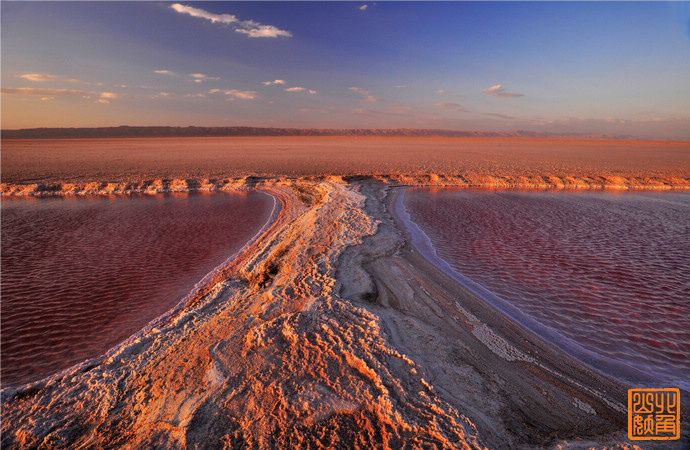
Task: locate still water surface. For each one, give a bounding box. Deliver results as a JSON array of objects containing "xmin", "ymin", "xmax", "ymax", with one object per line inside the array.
[
  {"xmin": 1, "ymin": 191, "xmax": 275, "ymax": 386},
  {"xmin": 403, "ymin": 189, "xmax": 689, "ymax": 387}
]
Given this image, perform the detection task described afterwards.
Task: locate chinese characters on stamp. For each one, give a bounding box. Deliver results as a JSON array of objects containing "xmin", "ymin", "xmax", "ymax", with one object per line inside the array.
[{"xmin": 628, "ymin": 388, "xmax": 679, "ymax": 440}]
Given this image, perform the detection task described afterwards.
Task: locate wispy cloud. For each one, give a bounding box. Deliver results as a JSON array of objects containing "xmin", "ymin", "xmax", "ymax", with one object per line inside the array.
[
  {"xmin": 20, "ymin": 73, "xmax": 90, "ymax": 84},
  {"xmin": 483, "ymin": 112, "xmax": 516, "ymax": 120},
  {"xmin": 236, "ymin": 23, "xmax": 291, "ymax": 38},
  {"xmin": 3, "ymin": 87, "xmax": 78, "ymax": 97},
  {"xmin": 482, "ymin": 84, "xmax": 523, "ymax": 98},
  {"xmin": 208, "ymin": 89, "xmax": 259, "ymax": 100},
  {"xmin": 349, "ymin": 86, "xmax": 371, "ymax": 95},
  {"xmin": 435, "ymin": 102, "xmax": 469, "ymax": 112},
  {"xmin": 285, "ymin": 87, "xmax": 317, "ymax": 94},
  {"xmin": 189, "ymin": 73, "xmax": 220, "ymax": 83},
  {"xmin": 351, "ymin": 107, "xmax": 411, "ymax": 117},
  {"xmin": 171, "ymin": 3, "xmax": 291, "ymax": 38},
  {"xmin": 261, "ymin": 79, "xmax": 286, "ymax": 86},
  {"xmin": 436, "ymin": 89, "xmax": 460, "ymax": 98},
  {"xmin": 2, "ymin": 87, "xmax": 121, "ymax": 103},
  {"xmin": 171, "ymin": 3, "xmax": 236, "ymax": 24},
  {"xmin": 360, "ymin": 4, "xmax": 368, "ymax": 11},
  {"xmin": 20, "ymin": 73, "xmax": 58, "ymax": 82},
  {"xmin": 349, "ymin": 86, "xmax": 380, "ymax": 102},
  {"xmin": 155, "ymin": 70, "xmax": 219, "ymax": 83}
]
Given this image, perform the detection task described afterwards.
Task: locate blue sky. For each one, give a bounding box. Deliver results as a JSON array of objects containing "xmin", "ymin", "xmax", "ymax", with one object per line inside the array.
[{"xmin": 2, "ymin": 1, "xmax": 689, "ymax": 139}]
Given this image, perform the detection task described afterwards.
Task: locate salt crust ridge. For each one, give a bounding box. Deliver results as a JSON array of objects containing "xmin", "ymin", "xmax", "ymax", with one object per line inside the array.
[{"xmin": 2, "ymin": 173, "xmax": 690, "ymax": 197}]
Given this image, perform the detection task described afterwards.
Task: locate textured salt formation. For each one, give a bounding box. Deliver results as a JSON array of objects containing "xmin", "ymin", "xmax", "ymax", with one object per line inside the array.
[
  {"xmin": 2, "ymin": 179, "xmax": 688, "ymax": 448},
  {"xmin": 1, "ymin": 181, "xmax": 484, "ymax": 448},
  {"xmin": 2, "ymin": 173, "xmax": 689, "ymax": 197}
]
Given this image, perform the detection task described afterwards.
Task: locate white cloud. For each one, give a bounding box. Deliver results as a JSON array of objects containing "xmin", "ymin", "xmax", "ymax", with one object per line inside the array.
[
  {"xmin": 482, "ymin": 84, "xmax": 523, "ymax": 98},
  {"xmin": 236, "ymin": 24, "xmax": 291, "ymax": 38},
  {"xmin": 262, "ymin": 79, "xmax": 286, "ymax": 86},
  {"xmin": 284, "ymin": 87, "xmax": 317, "ymax": 94},
  {"xmin": 360, "ymin": 4, "xmax": 368, "ymax": 11},
  {"xmin": 19, "ymin": 73, "xmax": 88, "ymax": 84},
  {"xmin": 436, "ymin": 89, "xmax": 447, "ymax": 95},
  {"xmin": 20, "ymin": 73, "xmax": 58, "ymax": 82},
  {"xmin": 171, "ymin": 3, "xmax": 291, "ymax": 38},
  {"xmin": 209, "ymin": 89, "xmax": 259, "ymax": 100},
  {"xmin": 155, "ymin": 70, "xmax": 220, "ymax": 82},
  {"xmin": 363, "ymin": 95, "xmax": 379, "ymax": 103},
  {"xmin": 189, "ymin": 73, "xmax": 220, "ymax": 82},
  {"xmin": 2, "ymin": 87, "xmax": 123, "ymax": 104},
  {"xmin": 171, "ymin": 3, "xmax": 238, "ymax": 24},
  {"xmin": 227, "ymin": 90, "xmax": 259, "ymax": 99},
  {"xmin": 286, "ymin": 87, "xmax": 309, "ymax": 93}
]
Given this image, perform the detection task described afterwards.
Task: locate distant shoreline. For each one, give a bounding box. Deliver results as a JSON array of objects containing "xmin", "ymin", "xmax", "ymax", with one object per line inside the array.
[{"xmin": 0, "ymin": 125, "xmax": 658, "ymax": 141}]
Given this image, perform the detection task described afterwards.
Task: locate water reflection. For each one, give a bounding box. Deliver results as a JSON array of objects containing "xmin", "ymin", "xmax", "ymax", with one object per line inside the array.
[
  {"xmin": 404, "ymin": 189, "xmax": 690, "ymax": 386},
  {"xmin": 1, "ymin": 191, "xmax": 274, "ymax": 386}
]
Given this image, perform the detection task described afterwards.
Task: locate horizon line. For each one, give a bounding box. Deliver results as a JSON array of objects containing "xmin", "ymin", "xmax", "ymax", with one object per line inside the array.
[{"xmin": 3, "ymin": 125, "xmax": 682, "ymax": 142}]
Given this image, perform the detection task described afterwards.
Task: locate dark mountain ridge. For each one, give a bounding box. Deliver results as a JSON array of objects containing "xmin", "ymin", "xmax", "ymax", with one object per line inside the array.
[{"xmin": 1, "ymin": 126, "xmax": 637, "ymax": 140}]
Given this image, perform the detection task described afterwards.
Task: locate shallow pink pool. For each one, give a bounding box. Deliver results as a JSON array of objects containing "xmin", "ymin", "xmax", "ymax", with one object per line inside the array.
[
  {"xmin": 1, "ymin": 191, "xmax": 275, "ymax": 387},
  {"xmin": 402, "ymin": 188, "xmax": 689, "ymax": 388}
]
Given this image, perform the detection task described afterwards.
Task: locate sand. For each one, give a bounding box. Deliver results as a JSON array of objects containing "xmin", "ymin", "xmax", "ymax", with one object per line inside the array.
[
  {"xmin": 2, "ymin": 137, "xmax": 689, "ymax": 448},
  {"xmin": 2, "ymin": 136, "xmax": 690, "ymax": 187}
]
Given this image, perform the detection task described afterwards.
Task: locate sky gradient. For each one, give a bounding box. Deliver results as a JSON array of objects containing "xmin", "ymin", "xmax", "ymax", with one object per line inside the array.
[{"xmin": 2, "ymin": 1, "xmax": 690, "ymax": 139}]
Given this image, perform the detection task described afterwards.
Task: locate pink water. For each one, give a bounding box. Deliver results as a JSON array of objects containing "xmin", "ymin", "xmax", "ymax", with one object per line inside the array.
[
  {"xmin": 402, "ymin": 189, "xmax": 690, "ymax": 387},
  {"xmin": 1, "ymin": 191, "xmax": 275, "ymax": 387}
]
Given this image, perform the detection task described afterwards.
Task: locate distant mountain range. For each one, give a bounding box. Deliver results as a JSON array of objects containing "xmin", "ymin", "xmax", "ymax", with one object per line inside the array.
[{"xmin": 1, "ymin": 126, "xmax": 637, "ymax": 140}]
